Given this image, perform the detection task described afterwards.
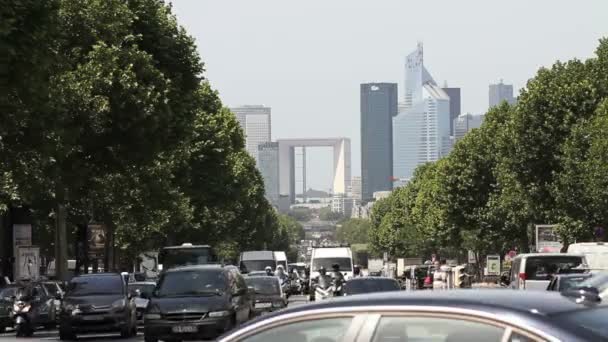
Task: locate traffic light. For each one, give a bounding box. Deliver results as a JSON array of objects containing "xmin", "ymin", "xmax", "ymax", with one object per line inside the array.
[{"xmin": 453, "ymin": 266, "xmax": 466, "ymax": 288}]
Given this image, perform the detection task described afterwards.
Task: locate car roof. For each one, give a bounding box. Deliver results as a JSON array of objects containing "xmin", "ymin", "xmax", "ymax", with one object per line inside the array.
[
  {"xmin": 261, "ymin": 289, "xmax": 589, "ymax": 317},
  {"xmin": 129, "ymin": 281, "xmax": 156, "ymax": 285},
  {"xmin": 164, "ymin": 264, "xmax": 226, "ymax": 273},
  {"xmin": 513, "ymin": 253, "xmax": 585, "ymax": 258},
  {"xmin": 555, "ymin": 273, "xmax": 593, "ymax": 278}
]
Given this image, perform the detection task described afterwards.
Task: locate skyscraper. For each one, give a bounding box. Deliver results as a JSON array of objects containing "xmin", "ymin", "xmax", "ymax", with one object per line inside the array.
[
  {"xmin": 258, "ymin": 142, "xmax": 279, "ymax": 206},
  {"xmin": 361, "ymin": 83, "xmax": 397, "ymax": 202},
  {"xmin": 489, "ymin": 80, "xmax": 515, "ymax": 108},
  {"xmin": 453, "ymin": 113, "xmax": 485, "ymax": 142},
  {"xmin": 230, "ymin": 105, "xmax": 271, "ymax": 163},
  {"xmin": 442, "ymin": 87, "xmax": 461, "ymax": 134},
  {"xmin": 393, "ymin": 43, "xmax": 451, "ymax": 185}
]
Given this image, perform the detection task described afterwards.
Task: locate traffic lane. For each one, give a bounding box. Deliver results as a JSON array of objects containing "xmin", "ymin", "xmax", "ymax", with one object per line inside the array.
[{"xmin": 0, "ymin": 296, "xmax": 307, "ymax": 341}]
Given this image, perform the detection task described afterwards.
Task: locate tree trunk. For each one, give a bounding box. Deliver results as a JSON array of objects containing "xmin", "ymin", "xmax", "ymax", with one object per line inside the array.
[
  {"xmin": 104, "ymin": 223, "xmax": 115, "ymax": 272},
  {"xmin": 54, "ymin": 202, "xmax": 68, "ymax": 281}
]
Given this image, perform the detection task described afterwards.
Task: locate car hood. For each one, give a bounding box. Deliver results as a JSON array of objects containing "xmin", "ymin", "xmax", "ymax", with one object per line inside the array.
[
  {"xmin": 150, "ymin": 295, "xmax": 229, "ymax": 314},
  {"xmin": 254, "ymin": 294, "xmax": 282, "ymax": 302},
  {"xmin": 63, "ymin": 294, "xmax": 124, "ymax": 307}
]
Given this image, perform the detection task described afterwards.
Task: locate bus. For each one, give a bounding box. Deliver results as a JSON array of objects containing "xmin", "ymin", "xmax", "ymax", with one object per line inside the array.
[{"xmin": 158, "ymin": 243, "xmax": 218, "ymax": 271}]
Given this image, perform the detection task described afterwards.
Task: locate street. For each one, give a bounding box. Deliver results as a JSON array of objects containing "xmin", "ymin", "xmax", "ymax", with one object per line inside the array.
[{"xmin": 0, "ymin": 295, "xmax": 309, "ymax": 342}]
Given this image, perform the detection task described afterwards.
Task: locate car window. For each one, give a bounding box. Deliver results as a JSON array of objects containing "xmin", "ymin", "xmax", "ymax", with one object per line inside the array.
[
  {"xmin": 157, "ymin": 269, "xmax": 227, "ymax": 297},
  {"xmin": 524, "ymin": 256, "xmax": 584, "ymax": 281},
  {"xmin": 559, "ymin": 276, "xmax": 591, "ymax": 291},
  {"xmin": 344, "ymin": 279, "xmax": 400, "ymax": 295},
  {"xmin": 245, "ymin": 277, "xmax": 281, "ymax": 295},
  {"xmin": 241, "ymin": 317, "xmax": 353, "ymax": 342},
  {"xmin": 371, "ymin": 316, "xmax": 505, "ymax": 342}
]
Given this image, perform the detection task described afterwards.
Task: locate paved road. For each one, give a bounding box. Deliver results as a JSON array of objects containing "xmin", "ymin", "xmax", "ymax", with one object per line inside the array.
[{"xmin": 0, "ymin": 295, "xmax": 309, "ymax": 342}]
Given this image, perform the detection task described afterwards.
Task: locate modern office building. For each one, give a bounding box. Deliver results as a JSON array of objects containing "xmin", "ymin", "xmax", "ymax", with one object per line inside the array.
[
  {"xmin": 349, "ymin": 176, "xmax": 362, "ymax": 203},
  {"xmin": 258, "ymin": 142, "xmax": 280, "ymax": 206},
  {"xmin": 230, "ymin": 105, "xmax": 271, "ymax": 163},
  {"xmin": 393, "ymin": 43, "xmax": 451, "ymax": 185},
  {"xmin": 360, "ymin": 83, "xmax": 397, "ymax": 201},
  {"xmin": 453, "ymin": 113, "xmax": 485, "ymax": 142},
  {"xmin": 442, "ymin": 87, "xmax": 461, "ymax": 134},
  {"xmin": 489, "ymin": 80, "xmax": 515, "ymax": 108}
]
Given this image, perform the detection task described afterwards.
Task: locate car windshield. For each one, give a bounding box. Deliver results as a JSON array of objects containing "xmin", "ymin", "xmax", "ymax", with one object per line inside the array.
[
  {"xmin": 157, "ymin": 269, "xmax": 226, "ymax": 297},
  {"xmin": 554, "ymin": 307, "xmax": 608, "ymax": 339},
  {"xmin": 245, "ymin": 277, "xmax": 280, "ymax": 295},
  {"xmin": 312, "ymin": 258, "xmax": 353, "ymax": 272},
  {"xmin": 240, "ymin": 260, "xmax": 276, "ymax": 273},
  {"xmin": 560, "ymin": 276, "xmax": 592, "ymax": 291},
  {"xmin": 42, "ymin": 283, "xmax": 60, "ymax": 296},
  {"xmin": 67, "ymin": 276, "xmax": 123, "ymax": 296},
  {"xmin": 525, "ymin": 256, "xmax": 585, "ymax": 280},
  {"xmin": 345, "ymin": 279, "xmax": 400, "ymax": 294},
  {"xmin": 129, "ymin": 284, "xmax": 156, "ymax": 297}
]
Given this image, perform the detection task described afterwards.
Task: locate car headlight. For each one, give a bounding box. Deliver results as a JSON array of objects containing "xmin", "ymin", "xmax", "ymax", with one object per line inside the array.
[
  {"xmin": 144, "ymin": 313, "xmax": 161, "ymax": 320},
  {"xmin": 208, "ymin": 310, "xmax": 230, "ymax": 318},
  {"xmin": 112, "ymin": 299, "xmax": 126, "ymax": 311}
]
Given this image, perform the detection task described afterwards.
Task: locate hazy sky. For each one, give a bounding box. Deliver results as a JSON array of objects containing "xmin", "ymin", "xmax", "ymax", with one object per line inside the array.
[{"xmin": 171, "ymin": 0, "xmax": 608, "ymax": 191}]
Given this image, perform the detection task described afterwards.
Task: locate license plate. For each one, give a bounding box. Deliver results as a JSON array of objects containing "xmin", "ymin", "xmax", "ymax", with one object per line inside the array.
[
  {"xmin": 82, "ymin": 316, "xmax": 103, "ymax": 321},
  {"xmin": 172, "ymin": 325, "xmax": 197, "ymax": 333},
  {"xmin": 255, "ymin": 302, "xmax": 272, "ymax": 309}
]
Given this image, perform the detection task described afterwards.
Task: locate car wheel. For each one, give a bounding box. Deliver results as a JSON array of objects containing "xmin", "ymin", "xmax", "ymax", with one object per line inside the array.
[{"xmin": 59, "ymin": 329, "xmax": 76, "ymax": 341}]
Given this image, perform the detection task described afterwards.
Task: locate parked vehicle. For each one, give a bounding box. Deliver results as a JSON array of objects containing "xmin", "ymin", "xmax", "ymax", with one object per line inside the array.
[
  {"xmin": 567, "ymin": 242, "xmax": 608, "ymax": 271},
  {"xmin": 343, "ymin": 277, "xmax": 401, "ymax": 296},
  {"xmin": 59, "ymin": 273, "xmax": 137, "ymax": 340},
  {"xmin": 273, "ymin": 251, "xmax": 287, "ymax": 270},
  {"xmin": 546, "ymin": 274, "xmax": 593, "ymax": 292},
  {"xmin": 244, "ymin": 276, "xmax": 287, "ymax": 316},
  {"xmin": 0, "ymin": 285, "xmax": 19, "ymax": 332},
  {"xmin": 239, "ymin": 251, "xmax": 277, "ymax": 274},
  {"xmin": 158, "ymin": 243, "xmax": 218, "ymax": 271},
  {"xmin": 217, "ymin": 289, "xmax": 608, "ymax": 342},
  {"xmin": 143, "ymin": 265, "xmax": 254, "ymax": 341},
  {"xmin": 509, "ymin": 253, "xmax": 587, "ymax": 290},
  {"xmin": 128, "ymin": 281, "xmax": 156, "ymax": 323}
]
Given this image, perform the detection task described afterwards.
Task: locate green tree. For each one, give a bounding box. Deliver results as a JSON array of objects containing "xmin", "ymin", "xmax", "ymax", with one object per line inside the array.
[{"xmin": 336, "ymin": 218, "xmax": 370, "ymax": 244}]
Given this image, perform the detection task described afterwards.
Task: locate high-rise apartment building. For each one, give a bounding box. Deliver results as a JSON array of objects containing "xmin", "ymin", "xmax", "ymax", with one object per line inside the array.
[
  {"xmin": 442, "ymin": 87, "xmax": 461, "ymax": 134},
  {"xmin": 258, "ymin": 142, "xmax": 279, "ymax": 206},
  {"xmin": 453, "ymin": 113, "xmax": 485, "ymax": 142},
  {"xmin": 489, "ymin": 80, "xmax": 515, "ymax": 108},
  {"xmin": 393, "ymin": 43, "xmax": 451, "ymax": 185},
  {"xmin": 230, "ymin": 105, "xmax": 271, "ymax": 163},
  {"xmin": 349, "ymin": 176, "xmax": 362, "ymax": 203},
  {"xmin": 361, "ymin": 83, "xmax": 397, "ymax": 202}
]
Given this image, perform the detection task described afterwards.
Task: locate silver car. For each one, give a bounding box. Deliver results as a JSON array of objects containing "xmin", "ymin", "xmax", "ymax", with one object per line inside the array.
[{"xmin": 128, "ymin": 281, "xmax": 156, "ymax": 323}]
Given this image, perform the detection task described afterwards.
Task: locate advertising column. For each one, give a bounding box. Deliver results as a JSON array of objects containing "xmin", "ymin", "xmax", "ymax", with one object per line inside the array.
[{"xmin": 12, "ymin": 224, "xmax": 32, "ymax": 278}]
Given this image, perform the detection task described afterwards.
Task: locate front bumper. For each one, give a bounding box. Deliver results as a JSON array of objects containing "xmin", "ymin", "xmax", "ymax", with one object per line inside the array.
[
  {"xmin": 60, "ymin": 311, "xmax": 129, "ymax": 333},
  {"xmin": 144, "ymin": 316, "xmax": 231, "ymax": 340}
]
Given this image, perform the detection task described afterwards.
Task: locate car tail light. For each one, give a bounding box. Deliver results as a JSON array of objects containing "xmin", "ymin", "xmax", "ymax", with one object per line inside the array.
[{"xmin": 519, "ymin": 272, "xmax": 526, "ymax": 281}]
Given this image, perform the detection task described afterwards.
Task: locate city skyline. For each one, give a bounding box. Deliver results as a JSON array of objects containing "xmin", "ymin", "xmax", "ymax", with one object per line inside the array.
[{"xmin": 171, "ymin": 0, "xmax": 608, "ymax": 191}]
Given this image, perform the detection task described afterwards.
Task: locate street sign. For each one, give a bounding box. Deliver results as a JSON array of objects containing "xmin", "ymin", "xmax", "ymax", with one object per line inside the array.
[
  {"xmin": 536, "ymin": 224, "xmax": 562, "ymax": 252},
  {"xmin": 486, "ymin": 255, "xmax": 500, "ymax": 276}
]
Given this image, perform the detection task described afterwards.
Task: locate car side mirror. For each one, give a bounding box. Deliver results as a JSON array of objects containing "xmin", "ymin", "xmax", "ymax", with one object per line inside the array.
[{"xmin": 563, "ymin": 286, "xmax": 601, "ymax": 304}]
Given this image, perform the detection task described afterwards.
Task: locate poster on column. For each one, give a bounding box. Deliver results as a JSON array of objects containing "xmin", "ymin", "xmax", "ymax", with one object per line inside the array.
[
  {"xmin": 16, "ymin": 246, "xmax": 39, "ymax": 280},
  {"xmin": 12, "ymin": 224, "xmax": 32, "ymax": 257},
  {"xmin": 87, "ymin": 224, "xmax": 106, "ymax": 259}
]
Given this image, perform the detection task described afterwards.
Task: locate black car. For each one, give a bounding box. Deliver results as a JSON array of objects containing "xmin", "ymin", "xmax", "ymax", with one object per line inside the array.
[
  {"xmin": 143, "ymin": 265, "xmax": 254, "ymax": 341},
  {"xmin": 547, "ymin": 273, "xmax": 593, "ymax": 292},
  {"xmin": 218, "ymin": 289, "xmax": 608, "ymax": 342},
  {"xmin": 0, "ymin": 285, "xmax": 19, "ymax": 332},
  {"xmin": 244, "ymin": 276, "xmax": 287, "ymax": 316},
  {"xmin": 343, "ymin": 277, "xmax": 401, "ymax": 296},
  {"xmin": 59, "ymin": 273, "xmax": 137, "ymax": 340}
]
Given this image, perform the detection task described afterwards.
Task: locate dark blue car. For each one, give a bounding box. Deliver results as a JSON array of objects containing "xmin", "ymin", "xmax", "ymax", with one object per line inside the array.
[{"xmin": 218, "ymin": 289, "xmax": 608, "ymax": 342}]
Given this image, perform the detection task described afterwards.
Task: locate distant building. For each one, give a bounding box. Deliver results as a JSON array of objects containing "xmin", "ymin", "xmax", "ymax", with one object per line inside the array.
[
  {"xmin": 230, "ymin": 105, "xmax": 271, "ymax": 163},
  {"xmin": 442, "ymin": 87, "xmax": 461, "ymax": 134},
  {"xmin": 258, "ymin": 142, "xmax": 279, "ymax": 206},
  {"xmin": 393, "ymin": 43, "xmax": 451, "ymax": 185},
  {"xmin": 453, "ymin": 113, "xmax": 485, "ymax": 142},
  {"xmin": 361, "ymin": 83, "xmax": 397, "ymax": 202},
  {"xmin": 489, "ymin": 80, "xmax": 515, "ymax": 108},
  {"xmin": 331, "ymin": 193, "xmax": 353, "ymax": 218},
  {"xmin": 349, "ymin": 176, "xmax": 362, "ymax": 204}
]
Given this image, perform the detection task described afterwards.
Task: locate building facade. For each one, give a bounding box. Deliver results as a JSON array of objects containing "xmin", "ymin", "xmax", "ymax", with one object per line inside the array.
[
  {"xmin": 258, "ymin": 142, "xmax": 280, "ymax": 206},
  {"xmin": 349, "ymin": 176, "xmax": 362, "ymax": 204},
  {"xmin": 331, "ymin": 193, "xmax": 353, "ymax": 218},
  {"xmin": 360, "ymin": 83, "xmax": 397, "ymax": 202},
  {"xmin": 453, "ymin": 113, "xmax": 485, "ymax": 142},
  {"xmin": 393, "ymin": 43, "xmax": 451, "ymax": 185},
  {"xmin": 230, "ymin": 105, "xmax": 271, "ymax": 163},
  {"xmin": 442, "ymin": 87, "xmax": 461, "ymax": 135},
  {"xmin": 489, "ymin": 80, "xmax": 515, "ymax": 108}
]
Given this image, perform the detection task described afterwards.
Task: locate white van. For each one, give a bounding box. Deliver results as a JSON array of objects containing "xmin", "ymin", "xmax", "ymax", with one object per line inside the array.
[
  {"xmin": 239, "ymin": 251, "xmax": 277, "ymax": 273},
  {"xmin": 309, "ymin": 246, "xmax": 353, "ymax": 282},
  {"xmin": 509, "ymin": 253, "xmax": 587, "ymax": 290},
  {"xmin": 274, "ymin": 251, "xmax": 287, "ymax": 270},
  {"xmin": 566, "ymin": 242, "xmax": 608, "ymax": 271}
]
